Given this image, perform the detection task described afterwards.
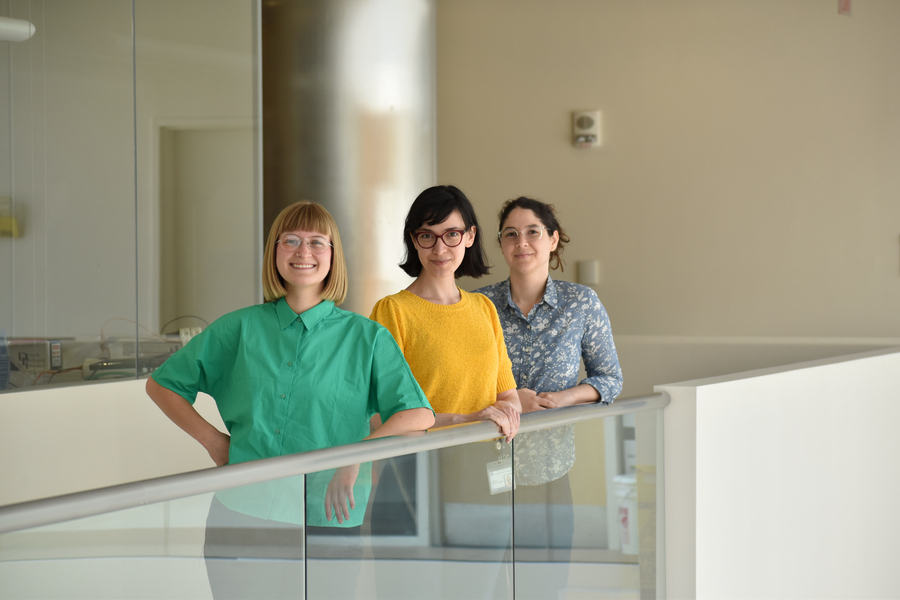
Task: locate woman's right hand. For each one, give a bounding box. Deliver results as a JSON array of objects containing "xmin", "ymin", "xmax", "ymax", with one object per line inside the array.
[
  {"xmin": 146, "ymin": 378, "xmax": 231, "ymax": 466},
  {"xmin": 205, "ymin": 430, "xmax": 231, "ymax": 466},
  {"xmin": 517, "ymin": 388, "xmax": 546, "ymax": 413}
]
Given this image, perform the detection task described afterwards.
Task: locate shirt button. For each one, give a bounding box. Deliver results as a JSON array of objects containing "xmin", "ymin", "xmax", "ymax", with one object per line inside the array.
[
  {"xmin": 275, "ymin": 428, "xmax": 281, "ymax": 434},
  {"xmin": 287, "ymin": 361, "xmax": 293, "ymax": 366},
  {"xmin": 526, "ymin": 324, "xmax": 531, "ymax": 329},
  {"xmin": 280, "ymin": 393, "xmax": 286, "ymax": 399}
]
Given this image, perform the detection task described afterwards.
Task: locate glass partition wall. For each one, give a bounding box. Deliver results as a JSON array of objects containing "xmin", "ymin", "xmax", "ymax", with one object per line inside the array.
[
  {"xmin": 0, "ymin": 401, "xmax": 666, "ymax": 600},
  {"xmin": 0, "ymin": 0, "xmax": 262, "ymax": 392}
]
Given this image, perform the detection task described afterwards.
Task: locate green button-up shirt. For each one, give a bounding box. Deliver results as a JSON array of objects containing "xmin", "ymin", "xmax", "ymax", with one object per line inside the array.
[{"xmin": 152, "ymin": 297, "xmax": 431, "ymax": 526}]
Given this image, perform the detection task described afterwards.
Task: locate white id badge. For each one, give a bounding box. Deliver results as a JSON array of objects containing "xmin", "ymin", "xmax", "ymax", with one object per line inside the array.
[{"xmin": 486, "ymin": 458, "xmax": 513, "ymax": 495}]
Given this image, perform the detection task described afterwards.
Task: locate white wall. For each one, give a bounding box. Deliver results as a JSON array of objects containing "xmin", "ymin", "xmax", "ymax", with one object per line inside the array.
[
  {"xmin": 659, "ymin": 347, "xmax": 900, "ymax": 599},
  {"xmin": 0, "ymin": 379, "xmax": 223, "ymax": 506}
]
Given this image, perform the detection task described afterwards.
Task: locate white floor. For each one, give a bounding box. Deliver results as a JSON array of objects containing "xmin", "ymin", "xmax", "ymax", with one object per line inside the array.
[{"xmin": 0, "ymin": 557, "xmax": 640, "ymax": 600}]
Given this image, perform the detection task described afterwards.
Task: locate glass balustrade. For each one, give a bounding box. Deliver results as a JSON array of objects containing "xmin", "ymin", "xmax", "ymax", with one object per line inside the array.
[
  {"xmin": 0, "ymin": 0, "xmax": 261, "ymax": 394},
  {"xmin": 0, "ymin": 400, "xmax": 666, "ymax": 600},
  {"xmin": 0, "ymin": 491, "xmax": 215, "ymax": 599}
]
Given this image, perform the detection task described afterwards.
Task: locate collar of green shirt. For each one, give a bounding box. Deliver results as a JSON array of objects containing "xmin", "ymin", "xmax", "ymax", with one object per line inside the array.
[{"xmin": 274, "ymin": 297, "xmax": 336, "ymax": 331}]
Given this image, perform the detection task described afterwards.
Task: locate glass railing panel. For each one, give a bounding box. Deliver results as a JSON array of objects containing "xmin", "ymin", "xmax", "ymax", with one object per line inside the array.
[
  {"xmin": 0, "ymin": 0, "xmax": 138, "ymax": 392},
  {"xmin": 303, "ymin": 460, "xmax": 369, "ymax": 600},
  {"xmin": 0, "ymin": 0, "xmax": 262, "ymax": 394},
  {"xmin": 0, "ymin": 396, "xmax": 667, "ymax": 600},
  {"xmin": 202, "ymin": 476, "xmax": 307, "ymax": 600},
  {"xmin": 0, "ymin": 482, "xmax": 314, "ymax": 599},
  {"xmin": 512, "ymin": 408, "xmax": 663, "ymax": 600},
  {"xmin": 306, "ymin": 440, "xmax": 515, "ymax": 600},
  {"xmin": 0, "ymin": 492, "xmax": 214, "ymax": 599}
]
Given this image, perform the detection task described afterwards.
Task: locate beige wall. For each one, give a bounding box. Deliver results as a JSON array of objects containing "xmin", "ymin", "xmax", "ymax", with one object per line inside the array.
[{"xmin": 438, "ymin": 1, "xmax": 900, "ymax": 349}]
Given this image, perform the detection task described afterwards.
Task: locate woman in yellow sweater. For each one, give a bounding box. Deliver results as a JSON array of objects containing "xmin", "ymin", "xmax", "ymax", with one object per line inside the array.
[
  {"xmin": 370, "ymin": 184, "xmax": 521, "ymax": 598},
  {"xmin": 370, "ymin": 184, "xmax": 521, "ymax": 439}
]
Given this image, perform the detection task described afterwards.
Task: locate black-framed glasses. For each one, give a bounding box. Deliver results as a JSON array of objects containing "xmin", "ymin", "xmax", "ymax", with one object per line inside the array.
[
  {"xmin": 498, "ymin": 226, "xmax": 548, "ymax": 244},
  {"xmin": 277, "ymin": 234, "xmax": 333, "ymax": 254},
  {"xmin": 413, "ymin": 228, "xmax": 468, "ymax": 249}
]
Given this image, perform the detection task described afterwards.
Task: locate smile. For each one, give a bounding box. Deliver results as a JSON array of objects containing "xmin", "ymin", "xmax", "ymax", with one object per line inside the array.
[{"xmin": 290, "ymin": 263, "xmax": 316, "ymax": 269}]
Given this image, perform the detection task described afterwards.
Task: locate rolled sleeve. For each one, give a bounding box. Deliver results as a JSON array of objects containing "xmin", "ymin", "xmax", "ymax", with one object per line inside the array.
[
  {"xmin": 369, "ymin": 327, "xmax": 433, "ymax": 422},
  {"xmin": 579, "ymin": 290, "xmax": 623, "ymax": 403},
  {"xmin": 151, "ymin": 326, "xmax": 225, "ymax": 404}
]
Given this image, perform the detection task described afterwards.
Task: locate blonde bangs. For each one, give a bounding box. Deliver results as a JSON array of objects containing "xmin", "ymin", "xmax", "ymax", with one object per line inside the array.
[{"xmin": 279, "ymin": 205, "xmax": 336, "ymax": 241}]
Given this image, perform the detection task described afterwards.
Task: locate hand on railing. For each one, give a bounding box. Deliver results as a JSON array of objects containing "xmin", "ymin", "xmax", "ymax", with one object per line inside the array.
[
  {"xmin": 517, "ymin": 388, "xmax": 547, "ymax": 412},
  {"xmin": 324, "ymin": 464, "xmax": 360, "ymax": 524},
  {"xmin": 518, "ymin": 384, "xmax": 602, "ymax": 412},
  {"xmin": 472, "ymin": 401, "xmax": 520, "ymax": 442}
]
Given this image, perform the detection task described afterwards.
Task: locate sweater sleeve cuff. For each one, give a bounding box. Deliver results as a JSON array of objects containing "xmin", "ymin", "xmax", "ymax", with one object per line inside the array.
[{"xmin": 497, "ymin": 369, "xmax": 518, "ymax": 395}]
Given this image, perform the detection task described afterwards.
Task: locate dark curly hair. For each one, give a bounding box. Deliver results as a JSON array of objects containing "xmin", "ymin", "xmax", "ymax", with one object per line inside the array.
[
  {"xmin": 497, "ymin": 197, "xmax": 571, "ymax": 271},
  {"xmin": 399, "ymin": 185, "xmax": 491, "ymax": 278}
]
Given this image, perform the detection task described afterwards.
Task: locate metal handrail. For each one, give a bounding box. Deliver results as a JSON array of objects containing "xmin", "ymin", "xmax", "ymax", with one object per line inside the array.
[{"xmin": 0, "ymin": 393, "xmax": 669, "ymax": 534}]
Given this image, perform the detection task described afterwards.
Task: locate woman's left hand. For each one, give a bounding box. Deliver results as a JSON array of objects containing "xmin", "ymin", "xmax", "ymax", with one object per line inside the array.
[
  {"xmin": 539, "ymin": 385, "xmax": 601, "ymax": 408},
  {"xmin": 535, "ymin": 390, "xmax": 566, "ymax": 409},
  {"xmin": 325, "ymin": 464, "xmax": 360, "ymax": 524},
  {"xmin": 492, "ymin": 399, "xmax": 521, "ymax": 442}
]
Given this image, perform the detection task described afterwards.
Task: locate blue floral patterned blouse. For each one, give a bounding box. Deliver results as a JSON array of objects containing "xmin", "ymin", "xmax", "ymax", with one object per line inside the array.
[{"xmin": 476, "ymin": 276, "xmax": 623, "ymax": 484}]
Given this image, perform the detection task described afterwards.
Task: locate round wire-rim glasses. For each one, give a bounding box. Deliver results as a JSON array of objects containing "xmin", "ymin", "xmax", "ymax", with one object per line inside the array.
[
  {"xmin": 498, "ymin": 226, "xmax": 548, "ymax": 244},
  {"xmin": 413, "ymin": 228, "xmax": 469, "ymax": 249},
  {"xmin": 276, "ymin": 234, "xmax": 333, "ymax": 255}
]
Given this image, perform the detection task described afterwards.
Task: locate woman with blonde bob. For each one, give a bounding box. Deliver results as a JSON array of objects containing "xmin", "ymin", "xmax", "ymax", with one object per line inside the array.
[{"xmin": 147, "ymin": 201, "xmax": 433, "ymax": 596}]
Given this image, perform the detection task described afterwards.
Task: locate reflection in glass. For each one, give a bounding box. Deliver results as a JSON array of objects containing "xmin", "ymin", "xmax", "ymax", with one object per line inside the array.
[
  {"xmin": 203, "ymin": 477, "xmax": 306, "ymax": 599},
  {"xmin": 0, "ymin": 0, "xmax": 138, "ymax": 391},
  {"xmin": 513, "ymin": 413, "xmax": 661, "ymax": 600},
  {"xmin": 309, "ymin": 443, "xmax": 519, "ymax": 600},
  {"xmin": 0, "ymin": 407, "xmax": 665, "ymax": 600},
  {"xmin": 0, "ymin": 493, "xmax": 213, "ymax": 599},
  {"xmin": 0, "ymin": 0, "xmax": 261, "ymax": 393},
  {"xmin": 435, "ymin": 442, "xmax": 514, "ymax": 599},
  {"xmin": 305, "ymin": 464, "xmax": 369, "ymax": 600},
  {"xmin": 512, "ymin": 426, "xmax": 577, "ymax": 599}
]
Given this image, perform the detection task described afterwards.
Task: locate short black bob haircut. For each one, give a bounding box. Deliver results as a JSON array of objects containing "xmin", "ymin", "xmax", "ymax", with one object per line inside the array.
[{"xmin": 399, "ymin": 185, "xmax": 491, "ymax": 279}]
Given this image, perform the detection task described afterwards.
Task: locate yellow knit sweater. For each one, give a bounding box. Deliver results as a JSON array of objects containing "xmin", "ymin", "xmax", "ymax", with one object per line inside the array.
[{"xmin": 370, "ymin": 289, "xmax": 516, "ymax": 415}]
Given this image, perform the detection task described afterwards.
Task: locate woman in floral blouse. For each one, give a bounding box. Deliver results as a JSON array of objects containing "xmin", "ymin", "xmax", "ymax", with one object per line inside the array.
[{"xmin": 475, "ymin": 197, "xmax": 623, "ymax": 585}]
